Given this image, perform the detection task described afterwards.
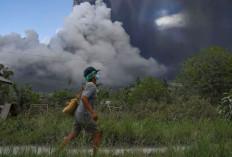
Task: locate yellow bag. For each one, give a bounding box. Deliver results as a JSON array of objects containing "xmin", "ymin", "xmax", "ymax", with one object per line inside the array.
[
  {"xmin": 63, "ymin": 82, "xmax": 93, "ymax": 116},
  {"xmin": 63, "ymin": 90, "xmax": 82, "ymax": 116}
]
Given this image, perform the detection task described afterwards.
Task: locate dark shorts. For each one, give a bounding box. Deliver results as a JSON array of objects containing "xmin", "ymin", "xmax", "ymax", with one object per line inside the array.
[{"xmin": 72, "ymin": 118, "xmax": 100, "ymax": 134}]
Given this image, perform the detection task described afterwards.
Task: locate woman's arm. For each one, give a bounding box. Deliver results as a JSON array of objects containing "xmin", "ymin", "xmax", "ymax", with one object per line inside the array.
[{"xmin": 81, "ymin": 96, "xmax": 98, "ymax": 121}]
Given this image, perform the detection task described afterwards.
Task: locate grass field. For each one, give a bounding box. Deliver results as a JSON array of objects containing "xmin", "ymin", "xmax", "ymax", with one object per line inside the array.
[
  {"xmin": 0, "ymin": 100, "xmax": 231, "ymax": 157},
  {"xmin": 0, "ymin": 109, "xmax": 231, "ymax": 147}
]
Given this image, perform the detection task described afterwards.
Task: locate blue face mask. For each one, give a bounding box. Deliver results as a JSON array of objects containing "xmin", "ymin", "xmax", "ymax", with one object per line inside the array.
[{"xmin": 95, "ymin": 74, "xmax": 100, "ymax": 80}]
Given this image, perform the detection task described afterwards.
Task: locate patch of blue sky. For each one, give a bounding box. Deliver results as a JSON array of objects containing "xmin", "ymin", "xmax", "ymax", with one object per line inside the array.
[{"xmin": 0, "ymin": 0, "xmax": 73, "ymax": 41}]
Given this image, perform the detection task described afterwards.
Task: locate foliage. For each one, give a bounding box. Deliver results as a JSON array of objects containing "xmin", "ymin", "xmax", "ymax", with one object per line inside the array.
[
  {"xmin": 0, "ymin": 111, "xmax": 232, "ymax": 147},
  {"xmin": 109, "ymin": 85, "xmax": 134, "ymax": 108},
  {"xmin": 0, "ymin": 64, "xmax": 14, "ymax": 79},
  {"xmin": 176, "ymin": 46, "xmax": 232, "ymax": 104},
  {"xmin": 128, "ymin": 95, "xmax": 216, "ymax": 121},
  {"xmin": 182, "ymin": 138, "xmax": 232, "ymax": 157},
  {"xmin": 218, "ymin": 89, "xmax": 232, "ymax": 121},
  {"xmin": 96, "ymin": 88, "xmax": 110, "ymax": 105},
  {"xmin": 49, "ymin": 88, "xmax": 74, "ymax": 107},
  {"xmin": 9, "ymin": 82, "xmax": 41, "ymax": 109},
  {"xmin": 127, "ymin": 77, "xmax": 171, "ymax": 106},
  {"xmin": 0, "ymin": 64, "xmax": 42, "ymax": 108}
]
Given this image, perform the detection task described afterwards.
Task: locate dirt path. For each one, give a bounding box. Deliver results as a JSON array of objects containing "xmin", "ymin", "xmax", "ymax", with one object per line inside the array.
[{"xmin": 0, "ymin": 146, "xmax": 187, "ymax": 155}]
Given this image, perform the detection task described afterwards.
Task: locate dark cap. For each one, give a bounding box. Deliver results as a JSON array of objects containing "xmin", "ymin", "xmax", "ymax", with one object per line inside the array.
[{"xmin": 84, "ymin": 67, "xmax": 100, "ymax": 77}]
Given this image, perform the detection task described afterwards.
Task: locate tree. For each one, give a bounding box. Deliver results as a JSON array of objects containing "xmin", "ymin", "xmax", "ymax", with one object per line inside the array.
[
  {"xmin": 10, "ymin": 82, "xmax": 41, "ymax": 109},
  {"xmin": 176, "ymin": 46, "xmax": 232, "ymax": 104},
  {"xmin": 0, "ymin": 64, "xmax": 14, "ymax": 79},
  {"xmin": 0, "ymin": 64, "xmax": 14, "ymax": 103}
]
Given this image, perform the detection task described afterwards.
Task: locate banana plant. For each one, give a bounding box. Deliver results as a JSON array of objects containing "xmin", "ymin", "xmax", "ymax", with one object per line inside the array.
[{"xmin": 218, "ymin": 90, "xmax": 232, "ymax": 121}]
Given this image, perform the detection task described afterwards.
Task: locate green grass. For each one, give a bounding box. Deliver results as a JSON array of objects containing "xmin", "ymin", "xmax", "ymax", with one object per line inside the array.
[
  {"xmin": 0, "ymin": 109, "xmax": 231, "ymax": 147},
  {"xmin": 99, "ymin": 113, "xmax": 232, "ymax": 146}
]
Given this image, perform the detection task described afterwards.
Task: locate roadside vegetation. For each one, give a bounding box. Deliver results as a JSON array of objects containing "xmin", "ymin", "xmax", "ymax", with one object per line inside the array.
[{"xmin": 0, "ymin": 46, "xmax": 232, "ymax": 156}]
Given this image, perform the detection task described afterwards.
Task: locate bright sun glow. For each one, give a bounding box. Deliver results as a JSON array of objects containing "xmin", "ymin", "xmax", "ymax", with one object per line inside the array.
[{"xmin": 155, "ymin": 13, "xmax": 186, "ymax": 30}]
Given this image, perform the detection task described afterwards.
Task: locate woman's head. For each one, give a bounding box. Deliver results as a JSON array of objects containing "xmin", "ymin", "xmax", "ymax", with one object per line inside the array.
[{"xmin": 84, "ymin": 67, "xmax": 100, "ymax": 82}]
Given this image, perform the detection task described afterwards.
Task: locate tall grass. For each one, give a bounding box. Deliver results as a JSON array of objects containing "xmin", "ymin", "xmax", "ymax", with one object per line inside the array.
[{"xmin": 0, "ymin": 109, "xmax": 231, "ymax": 147}]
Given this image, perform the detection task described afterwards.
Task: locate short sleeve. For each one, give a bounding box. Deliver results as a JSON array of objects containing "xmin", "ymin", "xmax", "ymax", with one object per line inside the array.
[{"xmin": 82, "ymin": 84, "xmax": 96, "ymax": 99}]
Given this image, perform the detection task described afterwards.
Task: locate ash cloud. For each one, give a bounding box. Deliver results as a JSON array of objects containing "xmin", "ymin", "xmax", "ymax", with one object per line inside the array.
[
  {"xmin": 0, "ymin": 0, "xmax": 167, "ymax": 92},
  {"xmin": 109, "ymin": 0, "xmax": 232, "ymax": 69}
]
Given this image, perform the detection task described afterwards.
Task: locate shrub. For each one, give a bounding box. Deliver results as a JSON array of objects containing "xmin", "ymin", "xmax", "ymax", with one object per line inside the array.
[
  {"xmin": 110, "ymin": 87, "xmax": 130, "ymax": 107},
  {"xmin": 127, "ymin": 77, "xmax": 171, "ymax": 106},
  {"xmin": 96, "ymin": 88, "xmax": 110, "ymax": 104},
  {"xmin": 176, "ymin": 46, "xmax": 232, "ymax": 104}
]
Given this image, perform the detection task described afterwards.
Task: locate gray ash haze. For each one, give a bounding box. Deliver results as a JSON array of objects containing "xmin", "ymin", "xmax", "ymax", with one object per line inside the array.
[
  {"xmin": 0, "ymin": 0, "xmax": 166, "ymax": 92},
  {"xmin": 0, "ymin": 0, "xmax": 232, "ymax": 92}
]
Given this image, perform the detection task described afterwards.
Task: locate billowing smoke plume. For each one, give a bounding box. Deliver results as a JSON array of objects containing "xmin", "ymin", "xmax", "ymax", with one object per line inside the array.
[{"xmin": 0, "ymin": 0, "xmax": 167, "ymax": 92}]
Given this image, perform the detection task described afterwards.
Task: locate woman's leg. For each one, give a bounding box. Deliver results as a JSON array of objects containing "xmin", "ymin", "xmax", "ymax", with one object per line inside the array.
[
  {"xmin": 93, "ymin": 131, "xmax": 101, "ymax": 156},
  {"xmin": 61, "ymin": 119, "xmax": 82, "ymax": 148},
  {"xmin": 61, "ymin": 131, "xmax": 79, "ymax": 148}
]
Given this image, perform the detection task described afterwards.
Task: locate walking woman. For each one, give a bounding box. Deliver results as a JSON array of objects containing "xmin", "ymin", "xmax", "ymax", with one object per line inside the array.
[{"xmin": 61, "ymin": 67, "xmax": 101, "ymax": 156}]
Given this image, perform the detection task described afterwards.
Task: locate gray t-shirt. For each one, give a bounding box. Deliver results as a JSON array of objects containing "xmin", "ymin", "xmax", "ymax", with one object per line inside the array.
[{"xmin": 74, "ymin": 83, "xmax": 97, "ymax": 123}]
